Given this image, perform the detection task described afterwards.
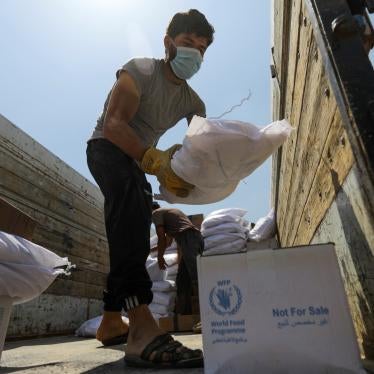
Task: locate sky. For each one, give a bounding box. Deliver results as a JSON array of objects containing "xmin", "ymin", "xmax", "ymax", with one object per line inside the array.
[{"xmin": 1, "ymin": 1, "xmax": 372, "ymax": 223}]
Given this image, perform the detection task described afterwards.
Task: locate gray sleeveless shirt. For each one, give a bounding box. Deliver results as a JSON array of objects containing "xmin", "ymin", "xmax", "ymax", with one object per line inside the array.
[{"xmin": 89, "ymin": 58, "xmax": 206, "ymax": 147}]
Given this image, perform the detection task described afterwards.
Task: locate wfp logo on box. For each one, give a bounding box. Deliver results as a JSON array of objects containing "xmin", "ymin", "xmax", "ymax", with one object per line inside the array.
[{"xmin": 209, "ymin": 280, "xmax": 242, "ymax": 316}]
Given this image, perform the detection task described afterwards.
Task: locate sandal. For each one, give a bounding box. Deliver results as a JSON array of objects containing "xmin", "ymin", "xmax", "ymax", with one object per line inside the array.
[
  {"xmin": 124, "ymin": 333, "xmax": 203, "ymax": 368},
  {"xmin": 101, "ymin": 333, "xmax": 128, "ymax": 346}
]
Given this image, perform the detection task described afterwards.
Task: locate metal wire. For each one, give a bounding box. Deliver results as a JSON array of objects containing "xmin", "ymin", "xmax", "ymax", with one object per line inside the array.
[{"xmin": 210, "ymin": 89, "xmax": 252, "ymax": 119}]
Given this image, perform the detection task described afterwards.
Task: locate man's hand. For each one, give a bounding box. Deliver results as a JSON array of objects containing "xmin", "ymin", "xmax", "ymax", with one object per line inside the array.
[
  {"xmin": 141, "ymin": 145, "xmax": 195, "ymax": 197},
  {"xmin": 157, "ymin": 252, "xmax": 168, "ymax": 270}
]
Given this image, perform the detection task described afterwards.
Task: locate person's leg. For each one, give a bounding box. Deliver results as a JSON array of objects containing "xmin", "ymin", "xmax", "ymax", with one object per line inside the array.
[
  {"xmin": 175, "ymin": 259, "xmax": 193, "ymax": 314},
  {"xmin": 175, "ymin": 229, "xmax": 204, "ymax": 315},
  {"xmin": 87, "ymin": 139, "xmax": 155, "ymax": 341},
  {"xmin": 175, "ymin": 229, "xmax": 204, "ymax": 283}
]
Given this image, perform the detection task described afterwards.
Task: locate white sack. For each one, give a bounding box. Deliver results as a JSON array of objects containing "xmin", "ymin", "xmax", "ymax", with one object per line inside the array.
[
  {"xmin": 149, "ymin": 237, "xmax": 178, "ymax": 258},
  {"xmin": 0, "ymin": 231, "xmax": 68, "ymax": 269},
  {"xmin": 205, "ymin": 208, "xmax": 247, "ymax": 219},
  {"xmin": 157, "ymin": 116, "xmax": 292, "ymax": 204},
  {"xmin": 151, "ymin": 280, "xmax": 176, "ymax": 292},
  {"xmin": 248, "ymin": 208, "xmax": 276, "ymax": 242},
  {"xmin": 167, "ymin": 273, "xmax": 177, "ymax": 282},
  {"xmin": 202, "ymin": 222, "xmax": 248, "ymax": 238},
  {"xmin": 147, "ymin": 254, "xmax": 178, "ymax": 281},
  {"xmin": 166, "ymin": 264, "xmax": 178, "ymax": 277},
  {"xmin": 163, "ymin": 253, "xmax": 178, "ymax": 266},
  {"xmin": 75, "ymin": 315, "xmax": 129, "ymax": 338},
  {"xmin": 201, "ymin": 214, "xmax": 243, "ymax": 231},
  {"xmin": 153, "ymin": 312, "xmax": 174, "ymax": 320},
  {"xmin": 204, "ymin": 232, "xmax": 247, "ymax": 250},
  {"xmin": 204, "ymin": 237, "xmax": 246, "ymax": 256},
  {"xmin": 0, "ymin": 231, "xmax": 71, "ymax": 304},
  {"xmin": 153, "ymin": 291, "xmax": 176, "ymax": 307},
  {"xmin": 150, "ymin": 234, "xmax": 158, "ymax": 249},
  {"xmin": 146, "ymin": 257, "xmax": 167, "ymax": 281},
  {"xmin": 149, "ymin": 302, "xmax": 174, "ymax": 316},
  {"xmin": 164, "ymin": 241, "xmax": 178, "ymax": 255},
  {"xmin": 0, "ymin": 263, "xmax": 59, "ymax": 305},
  {"xmin": 163, "ymin": 253, "xmax": 179, "ymax": 278}
]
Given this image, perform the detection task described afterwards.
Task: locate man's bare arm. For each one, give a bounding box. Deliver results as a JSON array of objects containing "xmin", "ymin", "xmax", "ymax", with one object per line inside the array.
[
  {"xmin": 103, "ymin": 72, "xmax": 147, "ymax": 161},
  {"xmin": 156, "ymin": 225, "xmax": 168, "ymax": 270},
  {"xmin": 156, "ymin": 225, "xmax": 167, "ymax": 255}
]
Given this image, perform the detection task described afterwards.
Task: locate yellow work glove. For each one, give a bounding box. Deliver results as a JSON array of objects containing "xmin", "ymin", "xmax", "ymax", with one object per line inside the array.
[{"xmin": 141, "ymin": 145, "xmax": 195, "ymax": 197}]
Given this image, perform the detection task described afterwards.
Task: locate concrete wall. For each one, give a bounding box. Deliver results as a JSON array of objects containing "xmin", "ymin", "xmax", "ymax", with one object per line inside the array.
[{"xmin": 8, "ymin": 295, "xmax": 103, "ymax": 338}]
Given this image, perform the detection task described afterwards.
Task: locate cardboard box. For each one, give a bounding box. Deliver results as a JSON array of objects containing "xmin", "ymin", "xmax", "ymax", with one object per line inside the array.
[
  {"xmin": 197, "ymin": 243, "xmax": 363, "ymax": 373},
  {"xmin": 187, "ymin": 213, "xmax": 204, "ymax": 230},
  {"xmin": 0, "ymin": 197, "xmax": 37, "ymax": 240},
  {"xmin": 246, "ymin": 237, "xmax": 278, "ymax": 251},
  {"xmin": 158, "ymin": 314, "xmax": 200, "ymax": 332}
]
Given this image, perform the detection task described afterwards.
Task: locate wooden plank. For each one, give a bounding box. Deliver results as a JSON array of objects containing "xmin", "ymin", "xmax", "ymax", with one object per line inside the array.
[
  {"xmin": 272, "ymin": 0, "xmax": 293, "ymax": 93},
  {"xmin": 271, "ymin": 0, "xmax": 291, "ymax": 213},
  {"xmin": 282, "ymin": 42, "xmax": 339, "ymax": 246},
  {"xmin": 277, "ymin": 0, "xmax": 313, "ymax": 242},
  {"xmin": 0, "ymin": 153, "xmax": 104, "ymax": 233},
  {"xmin": 47, "ymin": 278, "xmax": 103, "ymax": 300},
  {"xmin": 272, "ymin": 0, "xmax": 285, "ymax": 85},
  {"xmin": 293, "ymin": 110, "xmax": 354, "ymax": 245},
  {"xmin": 0, "ymin": 114, "xmax": 102, "ymax": 208},
  {"xmin": 59, "ymin": 264, "xmax": 107, "ymax": 287},
  {"xmin": 271, "ymin": 79, "xmax": 282, "ymax": 207},
  {"xmin": 0, "ymin": 197, "xmax": 37, "ymax": 240},
  {"xmin": 275, "ymin": 0, "xmax": 302, "ymax": 240},
  {"xmin": 281, "ymin": 35, "xmax": 322, "ymax": 245},
  {"xmin": 0, "ymin": 191, "xmax": 109, "ymax": 264},
  {"xmin": 46, "ymin": 245, "xmax": 108, "ymax": 274}
]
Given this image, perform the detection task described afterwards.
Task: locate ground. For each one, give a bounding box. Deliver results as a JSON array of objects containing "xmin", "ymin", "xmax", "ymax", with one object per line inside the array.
[
  {"xmin": 2, "ymin": 334, "xmax": 374, "ymax": 373},
  {"xmin": 1, "ymin": 333, "xmax": 203, "ymax": 374}
]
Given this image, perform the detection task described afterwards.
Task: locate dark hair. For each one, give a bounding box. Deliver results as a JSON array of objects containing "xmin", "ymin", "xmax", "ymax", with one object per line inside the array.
[
  {"xmin": 152, "ymin": 201, "xmax": 161, "ymax": 210},
  {"xmin": 166, "ymin": 9, "xmax": 215, "ymax": 46}
]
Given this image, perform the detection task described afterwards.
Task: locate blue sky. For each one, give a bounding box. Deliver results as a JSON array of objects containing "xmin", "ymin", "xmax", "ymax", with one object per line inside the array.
[
  {"xmin": 2, "ymin": 0, "xmax": 344, "ymax": 223},
  {"xmin": 0, "ymin": 0, "xmax": 273, "ymax": 222}
]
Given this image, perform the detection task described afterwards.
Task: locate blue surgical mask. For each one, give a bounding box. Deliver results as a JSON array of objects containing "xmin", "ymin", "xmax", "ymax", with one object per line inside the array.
[{"xmin": 170, "ymin": 46, "xmax": 203, "ymax": 80}]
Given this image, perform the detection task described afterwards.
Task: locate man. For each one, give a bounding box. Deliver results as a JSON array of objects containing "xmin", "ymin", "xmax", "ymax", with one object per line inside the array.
[
  {"xmin": 86, "ymin": 9, "xmax": 214, "ymax": 369},
  {"xmin": 152, "ymin": 202, "xmax": 204, "ymax": 315}
]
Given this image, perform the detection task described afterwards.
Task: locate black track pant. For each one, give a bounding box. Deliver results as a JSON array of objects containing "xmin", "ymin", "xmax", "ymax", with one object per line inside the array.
[{"xmin": 86, "ymin": 138, "xmax": 153, "ymax": 312}]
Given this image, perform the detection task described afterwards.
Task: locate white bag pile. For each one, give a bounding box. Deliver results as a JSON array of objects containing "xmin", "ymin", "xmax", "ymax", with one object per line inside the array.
[
  {"xmin": 157, "ymin": 116, "xmax": 292, "ymax": 204},
  {"xmin": 202, "ymin": 208, "xmax": 250, "ymax": 256},
  {"xmin": 147, "ymin": 235, "xmax": 178, "ymax": 318}
]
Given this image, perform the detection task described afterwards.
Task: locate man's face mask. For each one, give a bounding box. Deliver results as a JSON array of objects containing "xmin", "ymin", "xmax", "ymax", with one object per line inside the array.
[{"xmin": 169, "ymin": 44, "xmax": 203, "ymax": 80}]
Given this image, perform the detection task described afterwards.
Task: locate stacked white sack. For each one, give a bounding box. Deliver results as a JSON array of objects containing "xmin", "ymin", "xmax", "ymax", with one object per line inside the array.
[
  {"xmin": 157, "ymin": 116, "xmax": 292, "ymax": 204},
  {"xmin": 147, "ymin": 236, "xmax": 178, "ymax": 318},
  {"xmin": 202, "ymin": 208, "xmax": 249, "ymax": 256},
  {"xmin": 0, "ymin": 231, "xmax": 73, "ymax": 304}
]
